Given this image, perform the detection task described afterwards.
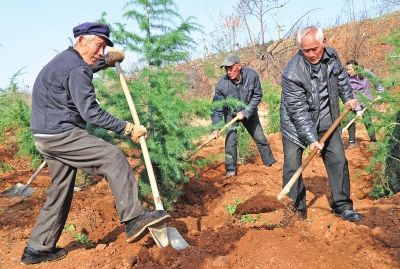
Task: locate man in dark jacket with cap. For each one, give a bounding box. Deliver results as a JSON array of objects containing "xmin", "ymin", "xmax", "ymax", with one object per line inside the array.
[
  {"xmin": 212, "ymin": 54, "xmax": 280, "ymax": 177},
  {"xmin": 21, "ymin": 22, "xmax": 170, "ymax": 265},
  {"xmin": 280, "ymin": 26, "xmax": 362, "ymax": 222}
]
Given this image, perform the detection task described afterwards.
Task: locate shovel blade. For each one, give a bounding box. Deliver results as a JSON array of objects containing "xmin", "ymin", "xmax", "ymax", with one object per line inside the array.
[
  {"xmin": 148, "ymin": 224, "xmax": 189, "ymax": 251},
  {"xmin": 167, "ymin": 227, "xmax": 190, "ymax": 250},
  {"xmin": 2, "ymin": 183, "xmax": 35, "ymax": 199}
]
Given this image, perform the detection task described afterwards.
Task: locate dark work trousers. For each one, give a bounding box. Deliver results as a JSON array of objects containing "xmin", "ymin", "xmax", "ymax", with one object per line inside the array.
[
  {"xmin": 282, "ymin": 125, "xmax": 353, "ymax": 215},
  {"xmin": 348, "ymin": 109, "xmax": 376, "ymax": 142},
  {"xmin": 28, "ymin": 128, "xmax": 146, "ymax": 251},
  {"xmin": 225, "ymin": 113, "xmax": 276, "ymax": 172}
]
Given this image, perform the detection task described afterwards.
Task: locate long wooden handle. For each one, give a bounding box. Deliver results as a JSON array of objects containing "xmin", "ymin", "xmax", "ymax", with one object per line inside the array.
[
  {"xmin": 16, "ymin": 161, "xmax": 47, "ymax": 195},
  {"xmin": 115, "ymin": 62, "xmax": 164, "ymax": 211},
  {"xmin": 341, "ymin": 105, "xmax": 369, "ymax": 133},
  {"xmin": 277, "ymin": 107, "xmax": 351, "ymax": 200},
  {"xmin": 184, "ymin": 115, "xmax": 240, "ymax": 161}
]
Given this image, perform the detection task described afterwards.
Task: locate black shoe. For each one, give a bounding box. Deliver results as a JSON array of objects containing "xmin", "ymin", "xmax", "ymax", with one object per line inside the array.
[
  {"xmin": 333, "ymin": 209, "xmax": 362, "ymax": 222},
  {"xmin": 370, "ymin": 138, "xmax": 377, "ymax": 142},
  {"xmin": 126, "ymin": 210, "xmax": 171, "ymax": 243},
  {"xmin": 225, "ymin": 171, "xmax": 236, "ymax": 177},
  {"xmin": 346, "ymin": 141, "xmax": 357, "ymax": 150},
  {"xmin": 20, "ymin": 247, "xmax": 67, "ymax": 265}
]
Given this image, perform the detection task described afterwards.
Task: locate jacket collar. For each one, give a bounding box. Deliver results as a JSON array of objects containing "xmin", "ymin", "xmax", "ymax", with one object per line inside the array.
[{"xmin": 67, "ymin": 46, "xmax": 84, "ymax": 60}]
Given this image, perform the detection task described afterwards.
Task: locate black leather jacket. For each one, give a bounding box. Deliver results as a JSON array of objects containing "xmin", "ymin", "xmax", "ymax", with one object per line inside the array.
[
  {"xmin": 211, "ymin": 67, "xmax": 262, "ymax": 124},
  {"xmin": 280, "ymin": 47, "xmax": 353, "ymax": 148}
]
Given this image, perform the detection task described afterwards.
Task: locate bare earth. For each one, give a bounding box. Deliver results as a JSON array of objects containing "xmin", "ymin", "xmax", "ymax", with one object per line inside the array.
[{"xmin": 0, "ymin": 125, "xmax": 399, "ymax": 269}]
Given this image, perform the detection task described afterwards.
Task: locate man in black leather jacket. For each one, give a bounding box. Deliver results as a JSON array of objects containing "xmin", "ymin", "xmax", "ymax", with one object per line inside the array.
[
  {"xmin": 280, "ymin": 26, "xmax": 362, "ymax": 222},
  {"xmin": 212, "ymin": 54, "xmax": 280, "ymax": 177}
]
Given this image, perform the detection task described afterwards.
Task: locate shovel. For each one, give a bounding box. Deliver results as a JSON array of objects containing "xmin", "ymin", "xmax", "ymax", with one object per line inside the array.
[
  {"xmin": 1, "ymin": 160, "xmax": 46, "ymax": 199},
  {"xmin": 277, "ymin": 107, "xmax": 351, "ymax": 200},
  {"xmin": 115, "ymin": 62, "xmax": 189, "ymax": 251},
  {"xmin": 184, "ymin": 115, "xmax": 240, "ymax": 161}
]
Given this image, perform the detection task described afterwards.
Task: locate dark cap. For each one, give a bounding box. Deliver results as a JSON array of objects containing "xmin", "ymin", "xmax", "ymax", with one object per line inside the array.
[
  {"xmin": 73, "ymin": 22, "xmax": 114, "ymax": 47},
  {"xmin": 220, "ymin": 54, "xmax": 240, "ymax": 68}
]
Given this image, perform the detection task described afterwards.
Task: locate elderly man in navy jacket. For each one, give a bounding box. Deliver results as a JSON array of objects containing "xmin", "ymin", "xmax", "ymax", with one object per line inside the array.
[
  {"xmin": 21, "ymin": 22, "xmax": 170, "ymax": 265},
  {"xmin": 212, "ymin": 54, "xmax": 280, "ymax": 177}
]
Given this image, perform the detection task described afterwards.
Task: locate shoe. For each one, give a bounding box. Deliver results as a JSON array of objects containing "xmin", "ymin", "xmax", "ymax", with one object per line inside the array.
[
  {"xmin": 225, "ymin": 171, "xmax": 236, "ymax": 177},
  {"xmin": 20, "ymin": 247, "xmax": 67, "ymax": 265},
  {"xmin": 74, "ymin": 186, "xmax": 82, "ymax": 192},
  {"xmin": 269, "ymin": 161, "xmax": 283, "ymax": 171},
  {"xmin": 346, "ymin": 141, "xmax": 357, "ymax": 150},
  {"xmin": 370, "ymin": 138, "xmax": 377, "ymax": 142},
  {"xmin": 126, "ymin": 210, "xmax": 171, "ymax": 243},
  {"xmin": 333, "ymin": 209, "xmax": 362, "ymax": 222}
]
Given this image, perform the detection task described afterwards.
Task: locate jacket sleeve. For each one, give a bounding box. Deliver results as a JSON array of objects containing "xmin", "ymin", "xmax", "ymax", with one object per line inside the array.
[
  {"xmin": 281, "ymin": 76, "xmax": 318, "ymax": 145},
  {"xmin": 241, "ymin": 73, "xmax": 262, "ymax": 119},
  {"xmin": 211, "ymin": 85, "xmax": 224, "ymax": 125},
  {"xmin": 67, "ymin": 66, "xmax": 126, "ymax": 133}
]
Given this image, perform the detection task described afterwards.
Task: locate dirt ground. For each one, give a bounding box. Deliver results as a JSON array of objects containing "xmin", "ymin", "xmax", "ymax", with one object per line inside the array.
[{"xmin": 0, "ymin": 124, "xmax": 399, "ymax": 269}]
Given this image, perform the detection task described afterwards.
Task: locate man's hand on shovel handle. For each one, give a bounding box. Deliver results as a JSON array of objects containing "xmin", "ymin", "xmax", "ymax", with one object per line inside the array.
[
  {"xmin": 310, "ymin": 141, "xmax": 324, "ymax": 155},
  {"xmin": 344, "ymin": 99, "xmax": 358, "ymax": 111},
  {"xmin": 123, "ymin": 122, "xmax": 148, "ymax": 143},
  {"xmin": 236, "ymin": 111, "xmax": 245, "ymax": 120},
  {"xmin": 213, "ymin": 130, "xmax": 220, "ymax": 138}
]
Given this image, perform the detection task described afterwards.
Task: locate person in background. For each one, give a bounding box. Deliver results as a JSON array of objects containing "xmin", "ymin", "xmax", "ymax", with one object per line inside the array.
[
  {"xmin": 280, "ymin": 26, "xmax": 362, "ymax": 222},
  {"xmin": 211, "ymin": 54, "xmax": 281, "ymax": 178},
  {"xmin": 345, "ymin": 59, "xmax": 384, "ymax": 148},
  {"xmin": 21, "ymin": 22, "xmax": 170, "ymax": 265}
]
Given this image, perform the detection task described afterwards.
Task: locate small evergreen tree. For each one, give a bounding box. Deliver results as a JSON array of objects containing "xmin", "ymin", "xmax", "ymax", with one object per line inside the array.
[
  {"xmin": 0, "ymin": 71, "xmax": 41, "ymax": 167},
  {"xmin": 365, "ymin": 26, "xmax": 400, "ymax": 198}
]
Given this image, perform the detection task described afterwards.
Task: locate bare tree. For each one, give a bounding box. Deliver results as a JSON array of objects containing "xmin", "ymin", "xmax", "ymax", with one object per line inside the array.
[
  {"xmin": 219, "ymin": 13, "xmax": 242, "ymax": 52},
  {"xmin": 238, "ymin": 0, "xmax": 289, "ymax": 45}
]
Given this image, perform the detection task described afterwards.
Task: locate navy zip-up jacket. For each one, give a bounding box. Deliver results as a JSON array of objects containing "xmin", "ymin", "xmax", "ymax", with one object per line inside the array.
[{"xmin": 30, "ymin": 47, "xmax": 125, "ymax": 135}]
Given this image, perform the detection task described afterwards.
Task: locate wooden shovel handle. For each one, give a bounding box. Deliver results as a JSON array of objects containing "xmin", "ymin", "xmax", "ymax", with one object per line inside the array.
[
  {"xmin": 277, "ymin": 107, "xmax": 351, "ymax": 200},
  {"xmin": 184, "ymin": 115, "xmax": 240, "ymax": 161},
  {"xmin": 115, "ymin": 62, "xmax": 164, "ymax": 210},
  {"xmin": 341, "ymin": 104, "xmax": 370, "ymax": 133}
]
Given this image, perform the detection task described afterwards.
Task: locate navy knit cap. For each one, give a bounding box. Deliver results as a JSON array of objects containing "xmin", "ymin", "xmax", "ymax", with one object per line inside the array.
[{"xmin": 73, "ymin": 22, "xmax": 114, "ymax": 47}]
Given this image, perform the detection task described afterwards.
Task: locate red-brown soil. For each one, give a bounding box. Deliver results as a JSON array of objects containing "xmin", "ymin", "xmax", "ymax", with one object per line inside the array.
[{"xmin": 0, "ymin": 125, "xmax": 399, "ymax": 269}]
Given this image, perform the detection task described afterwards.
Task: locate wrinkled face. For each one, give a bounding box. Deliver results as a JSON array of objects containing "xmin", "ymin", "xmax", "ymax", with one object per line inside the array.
[
  {"xmin": 300, "ymin": 32, "xmax": 326, "ymax": 65},
  {"xmin": 346, "ymin": 65, "xmax": 356, "ymax": 76},
  {"xmin": 77, "ymin": 35, "xmax": 107, "ymax": 66},
  {"xmin": 225, "ymin": 63, "xmax": 242, "ymax": 81}
]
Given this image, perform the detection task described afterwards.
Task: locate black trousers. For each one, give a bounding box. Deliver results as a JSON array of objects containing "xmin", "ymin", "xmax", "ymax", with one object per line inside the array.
[
  {"xmin": 225, "ymin": 114, "xmax": 276, "ymax": 172},
  {"xmin": 28, "ymin": 128, "xmax": 146, "ymax": 251},
  {"xmin": 282, "ymin": 125, "xmax": 354, "ymax": 214}
]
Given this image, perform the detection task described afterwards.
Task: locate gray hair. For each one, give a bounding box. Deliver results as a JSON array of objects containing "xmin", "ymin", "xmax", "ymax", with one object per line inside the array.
[
  {"xmin": 297, "ymin": 26, "xmax": 324, "ymax": 48},
  {"xmin": 73, "ymin": 35, "xmax": 96, "ymax": 47}
]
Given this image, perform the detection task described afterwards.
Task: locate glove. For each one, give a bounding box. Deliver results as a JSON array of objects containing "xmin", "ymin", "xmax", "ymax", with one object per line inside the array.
[
  {"xmin": 104, "ymin": 48, "xmax": 125, "ymax": 67},
  {"xmin": 131, "ymin": 125, "xmax": 148, "ymax": 143},
  {"xmin": 356, "ymin": 111, "xmax": 363, "ymax": 118},
  {"xmin": 123, "ymin": 122, "xmax": 148, "ymax": 143}
]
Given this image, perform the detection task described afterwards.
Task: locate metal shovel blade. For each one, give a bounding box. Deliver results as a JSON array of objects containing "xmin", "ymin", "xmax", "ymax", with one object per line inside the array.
[
  {"xmin": 149, "ymin": 224, "xmax": 190, "ymax": 251},
  {"xmin": 2, "ymin": 183, "xmax": 35, "ymax": 199}
]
